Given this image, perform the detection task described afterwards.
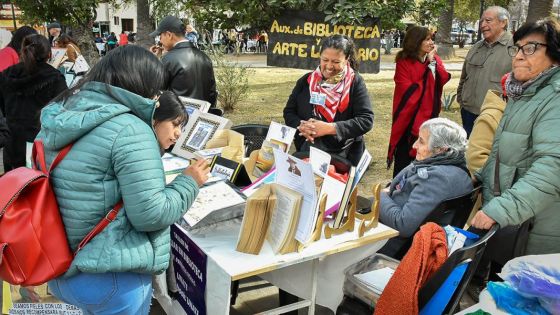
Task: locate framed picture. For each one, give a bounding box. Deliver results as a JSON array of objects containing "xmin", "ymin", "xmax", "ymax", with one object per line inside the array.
[
  {"xmin": 210, "ymin": 156, "xmax": 241, "ymax": 181},
  {"xmin": 179, "ymin": 96, "xmax": 211, "ymax": 115},
  {"xmin": 48, "ymin": 48, "xmax": 67, "ymax": 68},
  {"xmin": 185, "ymin": 117, "xmax": 220, "ymax": 151},
  {"xmin": 172, "ymin": 111, "xmax": 232, "ymax": 159}
]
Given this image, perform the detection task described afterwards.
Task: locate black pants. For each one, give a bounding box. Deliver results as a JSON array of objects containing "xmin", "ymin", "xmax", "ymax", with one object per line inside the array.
[
  {"xmin": 3, "ymin": 125, "xmax": 29, "ymax": 172},
  {"xmin": 392, "ymin": 136, "xmax": 414, "ymax": 178},
  {"xmin": 461, "ymin": 108, "xmax": 479, "ymax": 138}
]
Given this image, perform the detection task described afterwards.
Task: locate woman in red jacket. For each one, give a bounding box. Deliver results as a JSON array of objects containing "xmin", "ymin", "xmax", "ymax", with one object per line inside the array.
[{"xmin": 387, "ymin": 26, "xmax": 450, "ymax": 177}]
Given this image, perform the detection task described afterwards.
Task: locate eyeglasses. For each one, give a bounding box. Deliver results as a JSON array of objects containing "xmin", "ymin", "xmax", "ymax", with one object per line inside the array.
[{"xmin": 507, "ymin": 42, "xmax": 548, "ymax": 57}]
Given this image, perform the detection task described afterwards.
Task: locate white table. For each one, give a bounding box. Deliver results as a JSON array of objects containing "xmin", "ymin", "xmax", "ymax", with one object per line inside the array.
[{"xmin": 156, "ymin": 219, "xmax": 398, "ymax": 314}]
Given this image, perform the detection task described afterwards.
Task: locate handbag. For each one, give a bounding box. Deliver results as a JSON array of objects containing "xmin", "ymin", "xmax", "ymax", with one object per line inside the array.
[{"xmin": 0, "ymin": 140, "xmax": 122, "ymax": 286}]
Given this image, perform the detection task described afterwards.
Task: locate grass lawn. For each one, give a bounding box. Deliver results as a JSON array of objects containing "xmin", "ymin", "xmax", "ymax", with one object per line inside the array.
[{"xmin": 222, "ymin": 61, "xmax": 464, "ymax": 195}]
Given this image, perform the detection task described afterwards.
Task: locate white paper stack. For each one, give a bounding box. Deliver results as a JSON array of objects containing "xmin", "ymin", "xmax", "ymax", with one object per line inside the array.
[{"xmin": 353, "ymin": 267, "xmax": 395, "ymax": 295}]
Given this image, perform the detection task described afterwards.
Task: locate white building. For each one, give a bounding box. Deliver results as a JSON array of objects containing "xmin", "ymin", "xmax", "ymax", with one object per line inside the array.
[{"xmin": 95, "ymin": 1, "xmax": 137, "ymax": 36}]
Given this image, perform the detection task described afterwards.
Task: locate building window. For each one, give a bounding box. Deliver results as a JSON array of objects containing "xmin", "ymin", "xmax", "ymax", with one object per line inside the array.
[
  {"xmin": 121, "ymin": 18, "xmax": 133, "ymax": 32},
  {"xmin": 114, "ymin": 16, "xmax": 119, "ymax": 25}
]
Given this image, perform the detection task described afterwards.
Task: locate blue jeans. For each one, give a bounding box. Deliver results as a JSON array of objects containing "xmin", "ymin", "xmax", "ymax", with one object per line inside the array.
[
  {"xmin": 48, "ymin": 272, "xmax": 152, "ymax": 315},
  {"xmin": 461, "ymin": 108, "xmax": 479, "ymax": 138}
]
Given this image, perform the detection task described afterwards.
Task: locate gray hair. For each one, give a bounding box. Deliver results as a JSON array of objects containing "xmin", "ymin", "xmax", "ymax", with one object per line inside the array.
[
  {"xmin": 486, "ymin": 6, "xmax": 510, "ymax": 30},
  {"xmin": 420, "ymin": 118, "xmax": 467, "ymax": 153}
]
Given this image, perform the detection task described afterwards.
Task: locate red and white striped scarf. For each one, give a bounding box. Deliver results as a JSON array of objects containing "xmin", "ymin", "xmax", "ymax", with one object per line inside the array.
[{"xmin": 307, "ymin": 63, "xmax": 355, "ymax": 122}]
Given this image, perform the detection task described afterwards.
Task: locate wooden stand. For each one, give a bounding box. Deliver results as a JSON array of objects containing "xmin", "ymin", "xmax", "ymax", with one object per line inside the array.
[
  {"xmin": 324, "ymin": 188, "xmax": 358, "ymax": 239},
  {"xmin": 356, "ymin": 183, "xmax": 381, "ymax": 237}
]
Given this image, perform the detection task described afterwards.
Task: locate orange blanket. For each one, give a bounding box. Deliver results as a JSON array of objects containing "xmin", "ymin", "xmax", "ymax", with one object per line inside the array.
[{"xmin": 374, "ymin": 222, "xmax": 448, "ymax": 315}]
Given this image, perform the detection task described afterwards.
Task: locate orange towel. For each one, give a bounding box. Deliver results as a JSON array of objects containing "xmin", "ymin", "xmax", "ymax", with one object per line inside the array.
[{"xmin": 374, "ymin": 222, "xmax": 448, "ymax": 315}]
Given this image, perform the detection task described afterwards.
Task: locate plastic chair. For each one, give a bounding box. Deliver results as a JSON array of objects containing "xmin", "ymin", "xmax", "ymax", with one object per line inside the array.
[
  {"xmin": 390, "ymin": 185, "xmax": 482, "ymax": 259},
  {"xmin": 230, "ymin": 124, "xmax": 269, "ymax": 157}
]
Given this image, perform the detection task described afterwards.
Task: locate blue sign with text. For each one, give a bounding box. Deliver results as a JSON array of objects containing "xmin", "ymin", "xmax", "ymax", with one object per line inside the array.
[{"xmin": 171, "ymin": 224, "xmax": 207, "ymax": 315}]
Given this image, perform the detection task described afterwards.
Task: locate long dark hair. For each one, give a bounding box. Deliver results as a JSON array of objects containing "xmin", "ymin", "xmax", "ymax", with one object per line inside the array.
[
  {"xmin": 7, "ymin": 26, "xmax": 37, "ymax": 54},
  {"xmin": 154, "ymin": 91, "xmax": 188, "ymax": 127},
  {"xmin": 395, "ymin": 26, "xmax": 431, "ymax": 62},
  {"xmin": 20, "ymin": 34, "xmax": 51, "ymax": 73},
  {"xmin": 320, "ymin": 34, "xmax": 359, "ymax": 71},
  {"xmin": 514, "ymin": 18, "xmax": 560, "ymax": 63},
  {"xmin": 55, "ymin": 34, "xmax": 78, "ymax": 47},
  {"xmin": 55, "ymin": 45, "xmax": 165, "ymax": 102}
]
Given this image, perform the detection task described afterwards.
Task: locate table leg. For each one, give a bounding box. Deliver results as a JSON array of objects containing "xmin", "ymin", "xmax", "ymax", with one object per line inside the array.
[{"xmin": 308, "ymin": 258, "xmax": 319, "ymax": 315}]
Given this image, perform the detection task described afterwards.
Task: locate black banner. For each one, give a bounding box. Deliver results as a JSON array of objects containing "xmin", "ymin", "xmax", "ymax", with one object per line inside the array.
[{"xmin": 267, "ymin": 10, "xmax": 381, "ymax": 73}]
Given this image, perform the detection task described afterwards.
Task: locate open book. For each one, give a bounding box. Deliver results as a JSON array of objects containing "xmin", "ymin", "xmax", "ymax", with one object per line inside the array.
[{"xmin": 236, "ymin": 184, "xmax": 302, "ymax": 255}]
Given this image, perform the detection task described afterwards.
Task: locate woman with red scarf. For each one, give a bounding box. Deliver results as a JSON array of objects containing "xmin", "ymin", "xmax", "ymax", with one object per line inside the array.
[
  {"xmin": 283, "ymin": 34, "xmax": 374, "ymax": 166},
  {"xmin": 387, "ymin": 26, "xmax": 450, "ymax": 177}
]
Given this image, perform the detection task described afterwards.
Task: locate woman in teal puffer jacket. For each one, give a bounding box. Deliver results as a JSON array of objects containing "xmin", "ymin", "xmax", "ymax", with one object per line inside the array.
[
  {"xmin": 38, "ymin": 45, "xmax": 209, "ymax": 314},
  {"xmin": 471, "ymin": 19, "xmax": 560, "ymax": 255}
]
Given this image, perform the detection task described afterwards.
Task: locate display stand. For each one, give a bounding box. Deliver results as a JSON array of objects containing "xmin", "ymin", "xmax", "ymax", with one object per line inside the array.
[
  {"xmin": 356, "ymin": 183, "xmax": 381, "ymax": 237},
  {"xmin": 323, "ymin": 188, "xmax": 358, "ymax": 239}
]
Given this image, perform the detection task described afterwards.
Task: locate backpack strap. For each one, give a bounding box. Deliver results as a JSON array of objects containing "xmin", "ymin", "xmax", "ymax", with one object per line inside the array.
[
  {"xmin": 32, "ymin": 140, "xmax": 73, "ymax": 174},
  {"xmin": 32, "ymin": 140, "xmax": 121, "ymax": 254},
  {"xmin": 74, "ymin": 200, "xmax": 124, "ymax": 256}
]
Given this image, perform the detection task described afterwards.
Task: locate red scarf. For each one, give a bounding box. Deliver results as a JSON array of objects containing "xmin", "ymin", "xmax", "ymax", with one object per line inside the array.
[{"xmin": 307, "ymin": 63, "xmax": 355, "ymax": 122}]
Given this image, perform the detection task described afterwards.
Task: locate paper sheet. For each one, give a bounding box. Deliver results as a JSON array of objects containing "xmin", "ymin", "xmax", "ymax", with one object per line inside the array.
[
  {"xmin": 353, "ymin": 266, "xmax": 395, "ymax": 295},
  {"xmin": 274, "ymin": 149, "xmax": 317, "ymax": 243}
]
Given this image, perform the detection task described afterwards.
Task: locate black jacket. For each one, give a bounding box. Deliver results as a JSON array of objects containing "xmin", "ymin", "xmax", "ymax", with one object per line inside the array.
[
  {"xmin": 283, "ymin": 72, "xmax": 374, "ymax": 165},
  {"xmin": 162, "ymin": 41, "xmax": 217, "ymax": 107},
  {"xmin": 0, "ymin": 62, "xmax": 67, "ymax": 141},
  {"xmin": 0, "ymin": 114, "xmax": 8, "ymax": 148}
]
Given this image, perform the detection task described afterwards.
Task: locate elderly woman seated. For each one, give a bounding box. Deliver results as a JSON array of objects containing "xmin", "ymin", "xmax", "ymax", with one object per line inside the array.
[{"xmin": 378, "ymin": 117, "xmax": 473, "ymax": 258}]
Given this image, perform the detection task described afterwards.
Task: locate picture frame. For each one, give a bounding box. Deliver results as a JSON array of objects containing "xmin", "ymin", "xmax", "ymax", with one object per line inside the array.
[
  {"xmin": 210, "ymin": 156, "xmax": 241, "ymax": 181},
  {"xmin": 179, "ymin": 96, "xmax": 211, "ymax": 115},
  {"xmin": 172, "ymin": 111, "xmax": 232, "ymax": 160}
]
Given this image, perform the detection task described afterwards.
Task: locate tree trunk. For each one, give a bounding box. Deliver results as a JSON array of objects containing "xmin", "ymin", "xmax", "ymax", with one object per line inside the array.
[
  {"xmin": 526, "ymin": 0, "xmax": 553, "ymax": 22},
  {"xmin": 435, "ymin": 0, "xmax": 455, "ymax": 60},
  {"xmin": 136, "ymin": 0, "xmax": 154, "ymax": 49},
  {"xmin": 73, "ymin": 21, "xmax": 100, "ymax": 67}
]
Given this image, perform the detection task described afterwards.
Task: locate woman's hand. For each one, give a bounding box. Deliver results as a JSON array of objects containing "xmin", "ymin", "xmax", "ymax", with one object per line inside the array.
[
  {"xmin": 427, "ymin": 45, "xmax": 438, "ymax": 63},
  {"xmin": 297, "ymin": 118, "xmax": 336, "ymax": 143},
  {"xmin": 183, "ymin": 158, "xmax": 209, "ymax": 186},
  {"xmin": 150, "ymin": 45, "xmax": 164, "ymax": 58},
  {"xmin": 470, "ymin": 210, "xmax": 496, "ymax": 230}
]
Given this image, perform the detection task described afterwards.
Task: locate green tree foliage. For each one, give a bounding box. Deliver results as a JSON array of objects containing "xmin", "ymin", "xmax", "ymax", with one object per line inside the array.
[
  {"xmin": 414, "ymin": 0, "xmax": 449, "ymax": 26},
  {"xmin": 13, "ymin": 0, "xmax": 109, "ymax": 64},
  {"xmin": 173, "ymin": 0, "xmax": 447, "ymax": 34},
  {"xmin": 455, "ymin": 0, "xmax": 511, "ymax": 24}
]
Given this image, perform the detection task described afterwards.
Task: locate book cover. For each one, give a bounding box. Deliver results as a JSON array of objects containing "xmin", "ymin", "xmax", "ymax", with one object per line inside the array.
[
  {"xmin": 182, "ymin": 180, "xmax": 246, "ymax": 230},
  {"xmin": 210, "ymin": 156, "xmax": 242, "ymax": 181},
  {"xmin": 333, "ymin": 166, "xmax": 356, "ymax": 228}
]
